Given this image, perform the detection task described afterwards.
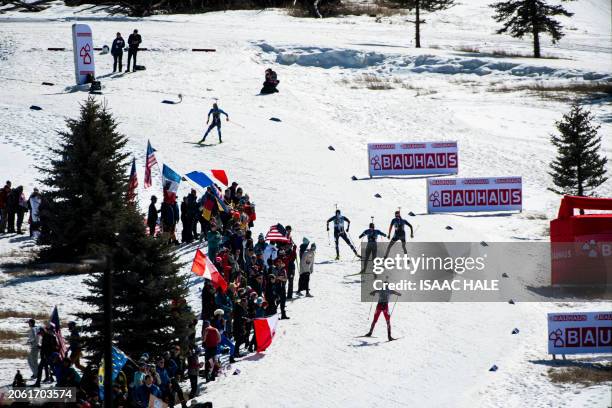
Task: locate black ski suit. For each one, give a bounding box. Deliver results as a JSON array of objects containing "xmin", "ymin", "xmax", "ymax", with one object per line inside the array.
[
  {"xmin": 384, "ymin": 217, "xmax": 413, "ymax": 257},
  {"xmin": 327, "ymin": 213, "xmax": 358, "ymax": 258},
  {"xmin": 359, "ymin": 228, "xmax": 387, "ymax": 272}
]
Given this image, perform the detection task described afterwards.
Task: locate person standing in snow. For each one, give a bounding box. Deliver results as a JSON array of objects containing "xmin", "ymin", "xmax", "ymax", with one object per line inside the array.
[
  {"xmin": 359, "ymin": 222, "xmax": 387, "ymax": 273},
  {"xmin": 0, "ymin": 180, "xmax": 11, "ymax": 233},
  {"xmin": 27, "ymin": 188, "xmax": 42, "ymax": 238},
  {"xmin": 126, "ymin": 29, "xmax": 142, "ymax": 72},
  {"xmin": 326, "ymin": 209, "xmax": 359, "ymax": 260},
  {"xmin": 199, "ymin": 103, "xmax": 229, "ymax": 144},
  {"xmin": 26, "ymin": 318, "xmax": 40, "ymax": 379},
  {"xmin": 383, "ymin": 210, "xmax": 414, "ymax": 258},
  {"xmin": 147, "ymin": 195, "xmax": 159, "ymax": 237},
  {"xmin": 111, "ymin": 32, "xmax": 125, "ymax": 73},
  {"xmin": 297, "ymin": 242, "xmax": 316, "ymax": 297},
  {"xmin": 67, "ymin": 321, "xmax": 85, "ymax": 371},
  {"xmin": 365, "ymin": 284, "xmax": 401, "ymax": 341},
  {"xmin": 13, "ymin": 186, "xmax": 28, "ymax": 235}
]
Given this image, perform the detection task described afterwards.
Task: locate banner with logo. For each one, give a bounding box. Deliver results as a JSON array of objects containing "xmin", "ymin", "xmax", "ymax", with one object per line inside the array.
[
  {"xmin": 548, "ymin": 312, "xmax": 612, "ymax": 355},
  {"xmin": 427, "ymin": 177, "xmax": 522, "ymax": 213},
  {"xmin": 72, "ymin": 24, "xmax": 95, "ymax": 85},
  {"xmin": 368, "ymin": 142, "xmax": 458, "ymax": 177}
]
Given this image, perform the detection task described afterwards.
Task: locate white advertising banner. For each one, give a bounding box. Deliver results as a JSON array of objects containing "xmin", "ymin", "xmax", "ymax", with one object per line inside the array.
[
  {"xmin": 72, "ymin": 24, "xmax": 95, "ymax": 85},
  {"xmin": 367, "ymin": 142, "xmax": 458, "ymax": 177},
  {"xmin": 548, "ymin": 312, "xmax": 612, "ymax": 355},
  {"xmin": 427, "ymin": 177, "xmax": 522, "ymax": 213}
]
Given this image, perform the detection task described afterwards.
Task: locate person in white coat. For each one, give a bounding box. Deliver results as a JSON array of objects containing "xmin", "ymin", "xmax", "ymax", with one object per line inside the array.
[
  {"xmin": 297, "ymin": 243, "xmax": 316, "ymax": 297},
  {"xmin": 28, "ymin": 188, "xmax": 42, "ymax": 238},
  {"xmin": 26, "ymin": 318, "xmax": 40, "ymax": 378}
]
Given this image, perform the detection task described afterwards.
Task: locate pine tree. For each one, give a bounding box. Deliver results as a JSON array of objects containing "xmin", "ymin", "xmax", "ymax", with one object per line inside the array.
[
  {"xmin": 78, "ymin": 208, "xmax": 195, "ymax": 359},
  {"xmin": 38, "ymin": 97, "xmax": 129, "ymax": 261},
  {"xmin": 385, "ymin": 0, "xmax": 456, "ymax": 48},
  {"xmin": 549, "ymin": 103, "xmax": 608, "ymax": 198},
  {"xmin": 490, "ymin": 0, "xmax": 573, "ymax": 58}
]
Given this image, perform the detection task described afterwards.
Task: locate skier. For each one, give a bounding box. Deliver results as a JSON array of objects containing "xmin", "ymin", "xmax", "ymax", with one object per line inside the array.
[
  {"xmin": 326, "ymin": 209, "xmax": 359, "ymax": 260},
  {"xmin": 383, "ymin": 210, "xmax": 414, "ymax": 258},
  {"xmin": 126, "ymin": 29, "xmax": 142, "ymax": 72},
  {"xmin": 199, "ymin": 103, "xmax": 229, "ymax": 144},
  {"xmin": 365, "ymin": 283, "xmax": 401, "ymax": 341},
  {"xmin": 359, "ymin": 222, "xmax": 387, "ymax": 273},
  {"xmin": 111, "ymin": 32, "xmax": 125, "ymax": 73}
]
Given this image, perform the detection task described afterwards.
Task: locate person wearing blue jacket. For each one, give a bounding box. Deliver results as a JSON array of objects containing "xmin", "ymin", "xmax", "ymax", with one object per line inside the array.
[
  {"xmin": 111, "ymin": 32, "xmax": 125, "ymax": 73},
  {"xmin": 134, "ymin": 374, "xmax": 161, "ymax": 408},
  {"xmin": 359, "ymin": 223, "xmax": 387, "ymax": 273},
  {"xmin": 199, "ymin": 103, "xmax": 229, "ymax": 144}
]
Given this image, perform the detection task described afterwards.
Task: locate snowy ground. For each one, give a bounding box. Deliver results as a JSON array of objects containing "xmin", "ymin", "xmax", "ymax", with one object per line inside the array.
[{"xmin": 1, "ymin": 0, "xmax": 611, "ymax": 407}]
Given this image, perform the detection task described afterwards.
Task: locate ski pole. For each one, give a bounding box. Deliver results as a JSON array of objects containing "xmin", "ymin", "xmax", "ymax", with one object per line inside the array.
[
  {"xmin": 229, "ymin": 119, "xmax": 246, "ymax": 129},
  {"xmin": 390, "ymin": 295, "xmax": 399, "ymax": 316},
  {"xmin": 367, "ymin": 302, "xmax": 373, "ymax": 322}
]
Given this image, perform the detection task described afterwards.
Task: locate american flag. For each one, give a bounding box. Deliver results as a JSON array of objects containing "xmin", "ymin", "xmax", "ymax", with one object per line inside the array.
[
  {"xmin": 49, "ymin": 306, "xmax": 68, "ymax": 359},
  {"xmin": 144, "ymin": 140, "xmax": 157, "ymax": 188},
  {"xmin": 127, "ymin": 158, "xmax": 138, "ymax": 203},
  {"xmin": 265, "ymin": 224, "xmax": 291, "ymax": 244}
]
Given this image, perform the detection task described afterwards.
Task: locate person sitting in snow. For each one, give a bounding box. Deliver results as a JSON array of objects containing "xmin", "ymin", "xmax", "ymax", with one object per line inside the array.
[{"xmin": 260, "ymin": 68, "xmax": 280, "ymax": 94}]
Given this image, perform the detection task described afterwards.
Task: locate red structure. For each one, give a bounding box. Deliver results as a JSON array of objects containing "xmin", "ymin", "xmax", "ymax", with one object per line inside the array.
[{"xmin": 550, "ymin": 195, "xmax": 612, "ymax": 286}]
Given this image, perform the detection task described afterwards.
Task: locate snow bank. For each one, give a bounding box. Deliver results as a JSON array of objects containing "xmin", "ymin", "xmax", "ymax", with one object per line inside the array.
[
  {"xmin": 257, "ymin": 42, "xmax": 385, "ymax": 69},
  {"xmin": 257, "ymin": 42, "xmax": 611, "ymax": 80}
]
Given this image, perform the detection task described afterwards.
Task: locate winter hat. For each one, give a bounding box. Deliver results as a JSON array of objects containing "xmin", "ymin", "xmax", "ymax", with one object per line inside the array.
[
  {"xmin": 258, "ymin": 233, "xmax": 264, "ymax": 240},
  {"xmin": 302, "ymin": 237, "xmax": 309, "ymax": 245},
  {"xmin": 256, "ymin": 297, "xmax": 263, "ymax": 305},
  {"xmin": 311, "ymin": 243, "xmax": 316, "ymax": 250},
  {"xmin": 214, "ymin": 309, "xmax": 224, "ymax": 317}
]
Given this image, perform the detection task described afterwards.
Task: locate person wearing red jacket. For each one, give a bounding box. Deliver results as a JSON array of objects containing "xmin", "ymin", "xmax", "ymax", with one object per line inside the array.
[
  {"xmin": 282, "ymin": 226, "xmax": 298, "ymax": 299},
  {"xmin": 201, "ymin": 320, "xmax": 221, "ymax": 382}
]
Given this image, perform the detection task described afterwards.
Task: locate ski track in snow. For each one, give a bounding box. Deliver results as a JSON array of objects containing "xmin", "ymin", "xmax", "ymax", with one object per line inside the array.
[{"xmin": 0, "ymin": 1, "xmax": 611, "ymax": 407}]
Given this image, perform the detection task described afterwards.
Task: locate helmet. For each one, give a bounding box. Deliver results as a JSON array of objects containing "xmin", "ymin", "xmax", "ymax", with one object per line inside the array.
[{"xmin": 214, "ymin": 309, "xmax": 224, "ymax": 317}]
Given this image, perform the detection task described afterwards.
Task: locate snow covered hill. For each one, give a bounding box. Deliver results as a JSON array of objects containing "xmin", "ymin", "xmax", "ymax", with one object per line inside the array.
[{"xmin": 0, "ymin": 1, "xmax": 611, "ymax": 407}]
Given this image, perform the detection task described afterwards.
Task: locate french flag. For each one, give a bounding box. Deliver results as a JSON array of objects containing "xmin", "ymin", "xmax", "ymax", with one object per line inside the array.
[
  {"xmin": 253, "ymin": 314, "xmax": 279, "ymax": 352},
  {"xmin": 191, "ymin": 249, "xmax": 228, "ymax": 292},
  {"xmin": 162, "ymin": 164, "xmax": 181, "ymax": 204}
]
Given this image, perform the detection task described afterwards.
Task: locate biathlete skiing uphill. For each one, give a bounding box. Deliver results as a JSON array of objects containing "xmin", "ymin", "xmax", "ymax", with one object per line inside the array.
[
  {"xmin": 199, "ymin": 102, "xmax": 229, "ymax": 144},
  {"xmin": 326, "ymin": 209, "xmax": 360, "ymax": 260},
  {"xmin": 365, "ymin": 284, "xmax": 402, "ymax": 341},
  {"xmin": 383, "ymin": 210, "xmax": 414, "ymax": 258},
  {"xmin": 359, "ymin": 222, "xmax": 387, "ymax": 273}
]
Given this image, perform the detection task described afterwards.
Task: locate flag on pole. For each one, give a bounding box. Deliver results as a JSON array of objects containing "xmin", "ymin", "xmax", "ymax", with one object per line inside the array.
[
  {"xmin": 202, "ymin": 194, "xmax": 215, "ymax": 222},
  {"xmin": 49, "ymin": 306, "xmax": 68, "ymax": 358},
  {"xmin": 98, "ymin": 346, "xmax": 128, "ymax": 400},
  {"xmin": 185, "ymin": 171, "xmax": 214, "ymax": 189},
  {"xmin": 144, "ymin": 140, "xmax": 157, "ymax": 188},
  {"xmin": 265, "ymin": 224, "xmax": 291, "ymax": 244},
  {"xmin": 191, "ymin": 249, "xmax": 227, "ymax": 292},
  {"xmin": 128, "ymin": 158, "xmax": 138, "ymax": 203},
  {"xmin": 161, "ymin": 164, "xmax": 181, "ymax": 204},
  {"xmin": 210, "ymin": 184, "xmax": 230, "ymax": 213},
  {"xmin": 253, "ymin": 314, "xmax": 279, "ymax": 352},
  {"xmin": 211, "ymin": 169, "xmax": 228, "ymax": 186}
]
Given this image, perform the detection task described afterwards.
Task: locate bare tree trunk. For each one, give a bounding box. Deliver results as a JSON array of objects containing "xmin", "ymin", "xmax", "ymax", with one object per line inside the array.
[
  {"xmin": 415, "ymin": 0, "xmax": 421, "ymax": 48},
  {"xmin": 530, "ymin": 0, "xmax": 541, "ymax": 58}
]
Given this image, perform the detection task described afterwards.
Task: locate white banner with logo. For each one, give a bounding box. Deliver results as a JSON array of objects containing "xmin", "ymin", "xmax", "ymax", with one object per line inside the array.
[
  {"xmin": 427, "ymin": 177, "xmax": 522, "ymax": 213},
  {"xmin": 72, "ymin": 24, "xmax": 95, "ymax": 85},
  {"xmin": 368, "ymin": 142, "xmax": 458, "ymax": 177},
  {"xmin": 548, "ymin": 312, "xmax": 612, "ymax": 355}
]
